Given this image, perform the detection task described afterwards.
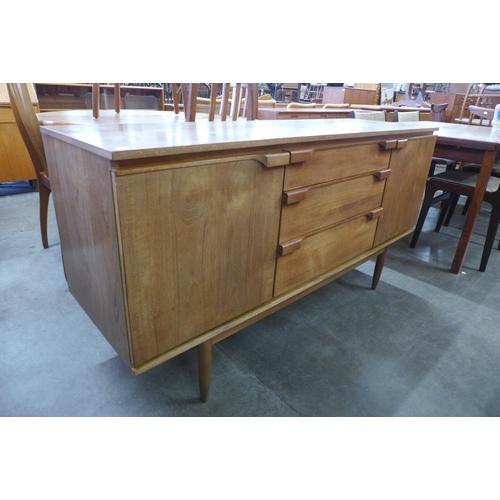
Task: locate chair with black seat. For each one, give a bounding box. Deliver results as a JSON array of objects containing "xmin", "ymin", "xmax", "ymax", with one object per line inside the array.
[
  {"xmin": 7, "ymin": 83, "xmax": 52, "ymax": 249},
  {"xmin": 409, "ymin": 169, "xmax": 500, "ymax": 272}
]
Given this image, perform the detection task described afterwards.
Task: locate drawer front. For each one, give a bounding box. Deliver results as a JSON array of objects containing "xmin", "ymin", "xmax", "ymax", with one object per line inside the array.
[
  {"xmin": 280, "ymin": 173, "xmax": 386, "ymax": 243},
  {"xmin": 284, "ymin": 143, "xmax": 391, "ymax": 190},
  {"xmin": 275, "ymin": 214, "xmax": 378, "ymax": 296}
]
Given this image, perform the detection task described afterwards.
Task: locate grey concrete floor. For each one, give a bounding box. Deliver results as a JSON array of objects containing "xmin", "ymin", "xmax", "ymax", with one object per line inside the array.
[{"xmin": 2, "ymin": 189, "xmax": 500, "ymax": 416}]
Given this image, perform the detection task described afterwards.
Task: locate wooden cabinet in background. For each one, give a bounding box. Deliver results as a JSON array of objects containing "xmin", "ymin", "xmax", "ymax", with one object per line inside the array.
[
  {"xmin": 35, "ymin": 83, "xmax": 164, "ymax": 111},
  {"xmin": 322, "ymin": 86, "xmax": 376, "ymax": 106},
  {"xmin": 0, "ymin": 84, "xmax": 37, "ymax": 183}
]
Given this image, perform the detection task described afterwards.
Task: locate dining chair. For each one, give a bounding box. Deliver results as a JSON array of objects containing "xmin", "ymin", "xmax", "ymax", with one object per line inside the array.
[
  {"xmin": 350, "ymin": 110, "xmax": 387, "ymax": 121},
  {"xmin": 7, "ymin": 83, "xmax": 52, "ymax": 249},
  {"xmin": 393, "ymin": 110, "xmax": 420, "ymax": 122},
  {"xmin": 410, "ymin": 168, "xmax": 500, "ymax": 271},
  {"xmin": 172, "ymin": 83, "xmax": 258, "ymax": 122},
  {"xmin": 467, "ymin": 105, "xmax": 494, "ymax": 126},
  {"xmin": 430, "ymin": 103, "xmax": 448, "ymax": 122}
]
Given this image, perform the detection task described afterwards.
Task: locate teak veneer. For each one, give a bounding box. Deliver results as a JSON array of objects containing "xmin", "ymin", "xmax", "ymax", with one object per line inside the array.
[{"xmin": 40, "ymin": 119, "xmax": 437, "ymax": 401}]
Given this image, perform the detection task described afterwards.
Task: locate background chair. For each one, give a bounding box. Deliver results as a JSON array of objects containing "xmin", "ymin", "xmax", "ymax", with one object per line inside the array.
[
  {"xmin": 410, "ymin": 169, "xmax": 500, "ymax": 272},
  {"xmin": 393, "ymin": 110, "xmax": 420, "ymax": 122},
  {"xmin": 430, "ymin": 102, "xmax": 448, "ymax": 122},
  {"xmin": 350, "ymin": 110, "xmax": 387, "ymax": 121},
  {"xmin": 467, "ymin": 105, "xmax": 494, "ymax": 126},
  {"xmin": 7, "ymin": 83, "xmax": 51, "ymax": 248},
  {"xmin": 172, "ymin": 83, "xmax": 258, "ymax": 122}
]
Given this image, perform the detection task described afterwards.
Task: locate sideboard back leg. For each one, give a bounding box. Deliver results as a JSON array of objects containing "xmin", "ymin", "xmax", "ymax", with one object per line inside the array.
[
  {"xmin": 198, "ymin": 340, "xmax": 213, "ymax": 402},
  {"xmin": 372, "ymin": 247, "xmax": 388, "ymax": 290}
]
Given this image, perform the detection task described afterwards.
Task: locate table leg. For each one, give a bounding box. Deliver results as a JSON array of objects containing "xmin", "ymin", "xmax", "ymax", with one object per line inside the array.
[
  {"xmin": 198, "ymin": 340, "xmax": 212, "ymax": 402},
  {"xmin": 450, "ymin": 150, "xmax": 497, "ymax": 274}
]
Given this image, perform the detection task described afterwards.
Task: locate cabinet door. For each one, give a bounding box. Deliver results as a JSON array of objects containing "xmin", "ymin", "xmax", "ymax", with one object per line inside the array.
[
  {"xmin": 374, "ymin": 135, "xmax": 437, "ymax": 246},
  {"xmin": 114, "ymin": 159, "xmax": 284, "ymax": 366}
]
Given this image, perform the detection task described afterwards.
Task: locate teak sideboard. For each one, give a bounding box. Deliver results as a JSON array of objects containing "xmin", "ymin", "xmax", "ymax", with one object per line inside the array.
[{"xmin": 40, "ymin": 119, "xmax": 437, "ymax": 401}]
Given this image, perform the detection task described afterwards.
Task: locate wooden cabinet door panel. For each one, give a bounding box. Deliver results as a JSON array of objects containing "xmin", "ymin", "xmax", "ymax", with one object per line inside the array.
[
  {"xmin": 280, "ymin": 174, "xmax": 386, "ymax": 243},
  {"xmin": 374, "ymin": 135, "xmax": 437, "ymax": 246},
  {"xmin": 284, "ymin": 143, "xmax": 391, "ymax": 190},
  {"xmin": 275, "ymin": 215, "xmax": 378, "ymax": 296},
  {"xmin": 115, "ymin": 159, "xmax": 284, "ymax": 365}
]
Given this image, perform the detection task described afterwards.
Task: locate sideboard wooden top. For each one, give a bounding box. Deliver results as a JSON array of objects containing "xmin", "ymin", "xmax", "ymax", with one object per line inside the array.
[{"xmin": 40, "ymin": 119, "xmax": 438, "ymax": 162}]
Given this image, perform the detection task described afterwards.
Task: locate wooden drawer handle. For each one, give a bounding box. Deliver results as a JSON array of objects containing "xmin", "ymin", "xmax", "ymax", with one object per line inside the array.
[
  {"xmin": 366, "ymin": 208, "xmax": 383, "ymax": 220},
  {"xmin": 256, "ymin": 152, "xmax": 290, "ymax": 168},
  {"xmin": 283, "ymin": 188, "xmax": 308, "ymax": 205},
  {"xmin": 278, "ymin": 239, "xmax": 302, "ymax": 256},
  {"xmin": 374, "ymin": 169, "xmax": 391, "ymax": 180},
  {"xmin": 379, "ymin": 139, "xmax": 407, "ymax": 150},
  {"xmin": 379, "ymin": 140, "xmax": 398, "ymax": 150},
  {"xmin": 287, "ymin": 149, "xmax": 313, "ymax": 164}
]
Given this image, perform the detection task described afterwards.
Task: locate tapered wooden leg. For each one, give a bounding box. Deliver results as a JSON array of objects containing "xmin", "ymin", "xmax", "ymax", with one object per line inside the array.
[
  {"xmin": 198, "ymin": 340, "xmax": 212, "ymax": 402},
  {"xmin": 372, "ymin": 247, "xmax": 388, "ymax": 290},
  {"xmin": 39, "ymin": 184, "xmax": 51, "ymax": 249}
]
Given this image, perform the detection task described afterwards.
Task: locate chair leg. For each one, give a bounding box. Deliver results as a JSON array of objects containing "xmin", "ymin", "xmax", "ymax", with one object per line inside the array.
[
  {"xmin": 462, "ymin": 196, "xmax": 472, "ymax": 215},
  {"xmin": 479, "ymin": 202, "xmax": 500, "ymax": 272},
  {"xmin": 443, "ymin": 193, "xmax": 461, "ymax": 227},
  {"xmin": 39, "ymin": 184, "xmax": 51, "ymax": 249},
  {"xmin": 410, "ymin": 185, "xmax": 438, "ymax": 248}
]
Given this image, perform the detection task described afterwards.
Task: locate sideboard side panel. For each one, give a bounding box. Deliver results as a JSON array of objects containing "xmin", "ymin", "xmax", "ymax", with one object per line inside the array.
[{"xmin": 43, "ymin": 136, "xmax": 131, "ymax": 366}]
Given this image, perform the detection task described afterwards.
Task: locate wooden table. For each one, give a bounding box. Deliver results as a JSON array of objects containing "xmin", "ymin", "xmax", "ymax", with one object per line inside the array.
[
  {"xmin": 257, "ymin": 108, "xmax": 351, "ymax": 120},
  {"xmin": 40, "ymin": 119, "xmax": 437, "ymax": 401},
  {"xmin": 404, "ymin": 121, "xmax": 500, "ymax": 273}
]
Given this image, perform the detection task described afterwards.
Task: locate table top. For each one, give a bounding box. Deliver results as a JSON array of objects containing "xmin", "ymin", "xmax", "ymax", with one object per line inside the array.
[
  {"xmin": 409, "ymin": 121, "xmax": 500, "ymax": 151},
  {"xmin": 40, "ymin": 118, "xmax": 438, "ymax": 162}
]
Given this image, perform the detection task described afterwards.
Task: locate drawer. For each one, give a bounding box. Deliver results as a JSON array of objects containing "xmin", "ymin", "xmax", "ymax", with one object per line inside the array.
[
  {"xmin": 280, "ymin": 173, "xmax": 387, "ymax": 243},
  {"xmin": 283, "ymin": 143, "xmax": 391, "ymax": 190},
  {"xmin": 274, "ymin": 214, "xmax": 379, "ymax": 296}
]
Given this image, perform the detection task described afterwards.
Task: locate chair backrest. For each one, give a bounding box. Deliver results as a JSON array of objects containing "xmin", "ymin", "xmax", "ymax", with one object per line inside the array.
[
  {"xmin": 173, "ymin": 83, "xmax": 258, "ymax": 122},
  {"xmin": 123, "ymin": 94, "xmax": 158, "ymax": 110},
  {"xmin": 467, "ymin": 105, "xmax": 494, "ymax": 126},
  {"xmin": 430, "ymin": 102, "xmax": 448, "ymax": 122},
  {"xmin": 393, "ymin": 110, "xmax": 420, "ymax": 122},
  {"xmin": 7, "ymin": 83, "xmax": 47, "ymax": 178},
  {"xmin": 287, "ymin": 102, "xmax": 316, "ymax": 109},
  {"xmin": 350, "ymin": 110, "xmax": 387, "ymax": 121}
]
